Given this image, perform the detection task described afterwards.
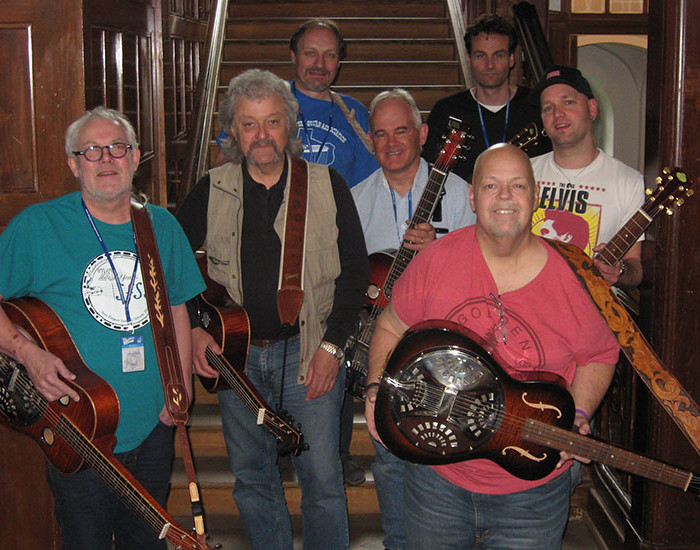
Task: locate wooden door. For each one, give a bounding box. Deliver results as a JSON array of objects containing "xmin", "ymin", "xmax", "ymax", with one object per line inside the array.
[{"xmin": 0, "ymin": 0, "xmax": 86, "ymax": 233}]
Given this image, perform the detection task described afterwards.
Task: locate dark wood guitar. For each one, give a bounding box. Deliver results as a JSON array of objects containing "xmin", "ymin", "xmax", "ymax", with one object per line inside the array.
[
  {"xmin": 193, "ymin": 252, "xmax": 307, "ymax": 456},
  {"xmin": 0, "ymin": 297, "xmax": 212, "ymax": 549},
  {"xmin": 375, "ymin": 320, "xmax": 700, "ymax": 497},
  {"xmin": 595, "ymin": 166, "xmax": 693, "ymax": 267},
  {"xmin": 344, "ymin": 121, "xmax": 542, "ymax": 399}
]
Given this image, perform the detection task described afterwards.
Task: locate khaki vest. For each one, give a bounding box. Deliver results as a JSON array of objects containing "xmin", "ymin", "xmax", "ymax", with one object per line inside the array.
[{"xmin": 205, "ymin": 157, "xmax": 341, "ymax": 381}]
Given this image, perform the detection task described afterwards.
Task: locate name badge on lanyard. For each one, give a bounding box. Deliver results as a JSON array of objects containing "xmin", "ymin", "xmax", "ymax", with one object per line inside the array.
[{"xmin": 122, "ymin": 335, "xmax": 145, "ymax": 372}]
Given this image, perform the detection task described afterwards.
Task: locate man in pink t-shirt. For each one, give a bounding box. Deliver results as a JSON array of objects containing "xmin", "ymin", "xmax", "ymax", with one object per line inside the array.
[{"xmin": 365, "ymin": 144, "xmax": 619, "ymax": 549}]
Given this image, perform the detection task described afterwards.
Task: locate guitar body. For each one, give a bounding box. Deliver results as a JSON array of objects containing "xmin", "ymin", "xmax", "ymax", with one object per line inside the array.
[
  {"xmin": 0, "ymin": 297, "xmax": 213, "ymax": 549},
  {"xmin": 194, "ymin": 252, "xmax": 251, "ymax": 392},
  {"xmin": 375, "ymin": 320, "xmax": 575, "ymax": 479},
  {"xmin": 0, "ymin": 297, "xmax": 119, "ymax": 474}
]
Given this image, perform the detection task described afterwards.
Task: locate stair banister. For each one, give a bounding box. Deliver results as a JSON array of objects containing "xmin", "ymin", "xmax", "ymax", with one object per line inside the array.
[
  {"xmin": 445, "ymin": 0, "xmax": 472, "ymax": 88},
  {"xmin": 179, "ymin": 0, "xmax": 228, "ymax": 206}
]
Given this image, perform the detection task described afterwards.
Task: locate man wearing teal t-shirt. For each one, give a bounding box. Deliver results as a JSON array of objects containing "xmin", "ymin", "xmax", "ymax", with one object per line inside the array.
[{"xmin": 0, "ymin": 107, "xmax": 204, "ymax": 549}]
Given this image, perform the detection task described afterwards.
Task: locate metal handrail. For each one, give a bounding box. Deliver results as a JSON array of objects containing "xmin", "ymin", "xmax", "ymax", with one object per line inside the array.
[
  {"xmin": 178, "ymin": 0, "xmax": 228, "ymax": 206},
  {"xmin": 445, "ymin": 0, "xmax": 472, "ymax": 88}
]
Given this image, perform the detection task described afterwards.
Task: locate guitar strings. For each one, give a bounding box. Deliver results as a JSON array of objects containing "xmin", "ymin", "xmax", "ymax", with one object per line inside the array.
[
  {"xmin": 204, "ymin": 348, "xmax": 299, "ymax": 441},
  {"xmin": 6, "ymin": 368, "xmax": 195, "ymax": 545},
  {"xmin": 392, "ymin": 378, "xmax": 694, "ymax": 489}
]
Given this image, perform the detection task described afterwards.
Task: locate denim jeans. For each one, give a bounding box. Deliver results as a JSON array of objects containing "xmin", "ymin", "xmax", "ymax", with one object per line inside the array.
[
  {"xmin": 404, "ymin": 463, "xmax": 571, "ymax": 550},
  {"xmin": 218, "ymin": 335, "xmax": 349, "ymax": 550},
  {"xmin": 371, "ymin": 437, "xmax": 406, "ymax": 550},
  {"xmin": 46, "ymin": 421, "xmax": 174, "ymax": 550}
]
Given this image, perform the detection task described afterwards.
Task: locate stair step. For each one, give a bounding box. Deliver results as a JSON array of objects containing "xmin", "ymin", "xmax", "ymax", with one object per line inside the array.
[
  {"xmin": 227, "ymin": 19, "xmax": 452, "ymax": 40},
  {"xmin": 169, "ymin": 455, "xmax": 380, "ymax": 516},
  {"xmin": 223, "ymin": 38, "xmax": 456, "ymax": 61},
  {"xmin": 215, "ymin": 84, "xmax": 463, "ymax": 113},
  {"xmin": 229, "ymin": 2, "xmax": 446, "ymax": 19},
  {"xmin": 220, "ymin": 60, "xmax": 461, "ymax": 86},
  {"xmin": 174, "ymin": 512, "xmax": 386, "ymax": 549}
]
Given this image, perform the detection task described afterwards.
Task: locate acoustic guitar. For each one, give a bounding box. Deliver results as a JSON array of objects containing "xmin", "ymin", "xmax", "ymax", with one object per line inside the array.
[
  {"xmin": 375, "ymin": 320, "xmax": 700, "ymax": 497},
  {"xmin": 0, "ymin": 297, "xmax": 212, "ymax": 549},
  {"xmin": 193, "ymin": 252, "xmax": 307, "ymax": 456},
  {"xmin": 344, "ymin": 121, "xmax": 543, "ymax": 399}
]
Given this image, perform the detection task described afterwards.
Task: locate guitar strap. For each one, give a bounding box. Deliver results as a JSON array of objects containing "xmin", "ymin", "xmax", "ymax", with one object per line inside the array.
[
  {"xmin": 329, "ymin": 90, "xmax": 373, "ymax": 154},
  {"xmin": 130, "ymin": 200, "xmax": 208, "ymax": 545},
  {"xmin": 277, "ymin": 157, "xmax": 308, "ymax": 326},
  {"xmin": 547, "ymin": 238, "xmax": 700, "ymax": 457}
]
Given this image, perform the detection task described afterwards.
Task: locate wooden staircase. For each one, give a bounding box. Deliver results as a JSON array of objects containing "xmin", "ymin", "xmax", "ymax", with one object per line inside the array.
[
  {"xmin": 170, "ymin": 1, "xmax": 466, "ymax": 545},
  {"xmin": 201, "ymin": 0, "xmax": 464, "ymax": 166}
]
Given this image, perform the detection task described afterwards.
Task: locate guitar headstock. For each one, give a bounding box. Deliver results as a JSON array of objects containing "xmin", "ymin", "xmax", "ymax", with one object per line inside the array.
[
  {"xmin": 644, "ymin": 167, "xmax": 694, "ymax": 218},
  {"xmin": 507, "ymin": 122, "xmax": 540, "ymax": 152},
  {"xmin": 433, "ymin": 116, "xmax": 474, "ymax": 172}
]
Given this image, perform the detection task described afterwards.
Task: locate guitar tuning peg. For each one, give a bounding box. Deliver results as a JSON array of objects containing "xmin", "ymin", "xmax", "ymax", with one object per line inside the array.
[
  {"xmin": 655, "ymin": 176, "xmax": 662, "ymax": 185},
  {"xmin": 645, "ymin": 188, "xmax": 653, "ymax": 196},
  {"xmin": 687, "ymin": 189, "xmax": 695, "ymax": 197},
  {"xmin": 662, "ymin": 167, "xmax": 671, "ymax": 175},
  {"xmin": 665, "ymin": 207, "xmax": 673, "ymax": 215},
  {"xmin": 676, "ymin": 198, "xmax": 685, "ymax": 207}
]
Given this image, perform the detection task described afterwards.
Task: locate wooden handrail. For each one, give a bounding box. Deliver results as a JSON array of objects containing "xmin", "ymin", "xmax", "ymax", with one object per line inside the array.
[{"xmin": 177, "ymin": 0, "xmax": 229, "ymax": 208}]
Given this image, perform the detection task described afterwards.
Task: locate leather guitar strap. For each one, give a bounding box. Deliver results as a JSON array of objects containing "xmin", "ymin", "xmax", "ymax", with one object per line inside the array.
[
  {"xmin": 548, "ymin": 238, "xmax": 700, "ymax": 456},
  {"xmin": 277, "ymin": 157, "xmax": 308, "ymax": 326},
  {"xmin": 130, "ymin": 200, "xmax": 208, "ymax": 544}
]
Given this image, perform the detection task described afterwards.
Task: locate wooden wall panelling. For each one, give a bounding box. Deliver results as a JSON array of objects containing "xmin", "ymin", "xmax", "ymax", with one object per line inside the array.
[
  {"xmin": 635, "ymin": 0, "xmax": 700, "ymax": 547},
  {"xmin": 0, "ymin": 0, "xmax": 86, "ymax": 233},
  {"xmin": 83, "ymin": 0, "xmax": 167, "ymax": 206},
  {"xmin": 0, "ymin": 1, "xmax": 86, "ymax": 546},
  {"xmin": 162, "ymin": 2, "xmax": 208, "ymax": 205}
]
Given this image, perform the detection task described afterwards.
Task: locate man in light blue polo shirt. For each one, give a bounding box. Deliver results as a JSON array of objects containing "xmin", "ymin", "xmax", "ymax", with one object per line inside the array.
[{"xmin": 352, "ymin": 88, "xmax": 474, "ymax": 550}]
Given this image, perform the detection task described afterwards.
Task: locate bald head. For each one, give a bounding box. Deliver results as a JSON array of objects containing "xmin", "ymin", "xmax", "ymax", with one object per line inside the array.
[
  {"xmin": 472, "ymin": 143, "xmax": 535, "ymax": 189},
  {"xmin": 469, "ymin": 144, "xmax": 539, "ymax": 242}
]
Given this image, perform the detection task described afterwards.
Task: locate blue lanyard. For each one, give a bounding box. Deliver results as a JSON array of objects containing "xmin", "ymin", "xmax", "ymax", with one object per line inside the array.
[
  {"xmin": 390, "ymin": 187, "xmax": 412, "ymax": 245},
  {"xmin": 477, "ymin": 96, "xmax": 511, "ymax": 148},
  {"xmin": 81, "ymin": 199, "xmax": 139, "ymax": 323},
  {"xmin": 292, "ymin": 81, "xmax": 333, "ymax": 163}
]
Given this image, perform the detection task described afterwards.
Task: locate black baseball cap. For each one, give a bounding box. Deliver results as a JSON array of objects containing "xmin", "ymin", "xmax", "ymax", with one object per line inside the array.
[{"xmin": 529, "ymin": 65, "xmax": 595, "ymax": 104}]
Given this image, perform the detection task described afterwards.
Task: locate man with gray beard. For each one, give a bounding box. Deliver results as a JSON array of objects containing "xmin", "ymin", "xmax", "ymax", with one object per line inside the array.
[{"xmin": 177, "ymin": 69, "xmax": 369, "ymax": 550}]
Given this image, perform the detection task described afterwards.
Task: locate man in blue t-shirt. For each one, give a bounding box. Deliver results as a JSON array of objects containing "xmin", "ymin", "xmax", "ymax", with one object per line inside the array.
[
  {"xmin": 0, "ymin": 107, "xmax": 205, "ymax": 549},
  {"xmin": 216, "ymin": 17, "xmax": 379, "ymax": 188}
]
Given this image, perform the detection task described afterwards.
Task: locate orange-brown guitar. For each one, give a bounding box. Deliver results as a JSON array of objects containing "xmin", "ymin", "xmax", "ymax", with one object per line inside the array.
[
  {"xmin": 0, "ymin": 297, "xmax": 212, "ymax": 549},
  {"xmin": 193, "ymin": 252, "xmax": 307, "ymax": 456}
]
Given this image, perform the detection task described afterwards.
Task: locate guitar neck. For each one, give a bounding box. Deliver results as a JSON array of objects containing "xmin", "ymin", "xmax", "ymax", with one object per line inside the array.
[
  {"xmin": 38, "ymin": 392, "xmax": 206, "ymax": 548},
  {"xmin": 385, "ymin": 169, "xmax": 449, "ymax": 291},
  {"xmin": 523, "ymin": 419, "xmax": 700, "ymax": 495},
  {"xmin": 596, "ymin": 209, "xmax": 650, "ymax": 266},
  {"xmin": 204, "ymin": 348, "xmax": 301, "ymax": 442}
]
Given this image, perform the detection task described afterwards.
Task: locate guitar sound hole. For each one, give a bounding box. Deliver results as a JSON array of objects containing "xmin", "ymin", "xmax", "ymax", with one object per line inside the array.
[{"xmin": 387, "ymin": 348, "xmax": 504, "ymax": 455}]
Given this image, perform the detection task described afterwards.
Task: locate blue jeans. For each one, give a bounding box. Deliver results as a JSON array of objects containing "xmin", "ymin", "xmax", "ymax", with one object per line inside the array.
[
  {"xmin": 371, "ymin": 437, "xmax": 406, "ymax": 550},
  {"xmin": 218, "ymin": 335, "xmax": 349, "ymax": 550},
  {"xmin": 404, "ymin": 463, "xmax": 571, "ymax": 550},
  {"xmin": 46, "ymin": 421, "xmax": 174, "ymax": 550}
]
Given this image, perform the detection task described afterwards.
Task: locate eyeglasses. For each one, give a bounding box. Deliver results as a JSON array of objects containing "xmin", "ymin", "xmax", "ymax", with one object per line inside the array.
[{"xmin": 73, "ymin": 142, "xmax": 132, "ymax": 162}]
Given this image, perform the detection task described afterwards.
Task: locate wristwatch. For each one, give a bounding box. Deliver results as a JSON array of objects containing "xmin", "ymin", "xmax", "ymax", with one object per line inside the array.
[{"xmin": 319, "ymin": 341, "xmax": 344, "ymax": 361}]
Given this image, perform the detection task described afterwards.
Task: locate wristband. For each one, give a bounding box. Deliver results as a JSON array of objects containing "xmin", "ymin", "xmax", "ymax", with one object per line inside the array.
[
  {"xmin": 364, "ymin": 382, "xmax": 380, "ymax": 394},
  {"xmin": 575, "ymin": 408, "xmax": 590, "ymax": 421}
]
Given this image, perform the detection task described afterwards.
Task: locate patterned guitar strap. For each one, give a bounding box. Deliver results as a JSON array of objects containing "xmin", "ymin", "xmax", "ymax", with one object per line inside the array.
[
  {"xmin": 547, "ymin": 238, "xmax": 700, "ymax": 456},
  {"xmin": 130, "ymin": 199, "xmax": 208, "ymax": 547}
]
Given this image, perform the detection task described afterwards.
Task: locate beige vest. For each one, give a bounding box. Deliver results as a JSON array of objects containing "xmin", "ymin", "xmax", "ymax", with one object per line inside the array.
[{"xmin": 205, "ymin": 157, "xmax": 341, "ymax": 381}]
